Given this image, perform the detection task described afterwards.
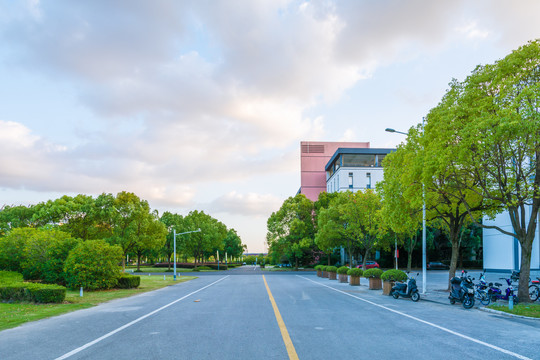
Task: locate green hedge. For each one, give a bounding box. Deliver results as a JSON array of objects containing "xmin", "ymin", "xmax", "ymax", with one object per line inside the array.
[
  {"xmin": 347, "ymin": 268, "xmax": 363, "ymax": 277},
  {"xmin": 363, "ymin": 268, "xmax": 383, "ymax": 278},
  {"xmin": 205, "ymin": 264, "xmax": 228, "ymax": 270},
  {"xmin": 337, "ymin": 266, "xmax": 349, "ymax": 274},
  {"xmin": 0, "ymin": 271, "xmax": 24, "ymax": 284},
  {"xmin": 381, "ymin": 269, "xmax": 407, "ymax": 282},
  {"xmin": 314, "ymin": 265, "xmax": 323, "ymax": 271},
  {"xmin": 116, "ymin": 274, "xmax": 141, "ymax": 289},
  {"xmin": 0, "ymin": 282, "xmax": 66, "ymax": 303}
]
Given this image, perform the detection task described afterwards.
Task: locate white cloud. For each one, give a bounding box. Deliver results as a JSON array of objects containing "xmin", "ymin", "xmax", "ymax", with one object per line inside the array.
[
  {"xmin": 456, "ymin": 21, "xmax": 489, "ymax": 40},
  {"xmin": 207, "ymin": 191, "xmax": 283, "ymax": 217}
]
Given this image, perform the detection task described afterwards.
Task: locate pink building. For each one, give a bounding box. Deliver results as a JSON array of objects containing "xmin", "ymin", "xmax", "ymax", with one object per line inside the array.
[{"xmin": 299, "ymin": 141, "xmax": 370, "ymax": 201}]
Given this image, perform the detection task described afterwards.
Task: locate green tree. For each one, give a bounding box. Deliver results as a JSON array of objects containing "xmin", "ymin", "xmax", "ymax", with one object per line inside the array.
[
  {"xmin": 20, "ymin": 228, "xmax": 80, "ymax": 284},
  {"xmin": 63, "ymin": 240, "xmax": 123, "ymax": 290},
  {"xmin": 266, "ymin": 194, "xmax": 315, "ymax": 268},
  {"xmin": 378, "ymin": 150, "xmax": 422, "ymax": 271},
  {"xmin": 159, "ymin": 211, "xmax": 186, "ymax": 269},
  {"xmin": 425, "ymin": 40, "xmax": 540, "ymax": 301},
  {"xmin": 107, "ymin": 192, "xmax": 165, "ymax": 270},
  {"xmin": 130, "ymin": 210, "xmax": 167, "ymax": 271},
  {"xmin": 182, "ymin": 210, "xmax": 227, "ymax": 265},
  {"xmin": 223, "ymin": 229, "xmax": 244, "ymax": 262},
  {"xmin": 0, "ymin": 205, "xmax": 36, "ymax": 236}
]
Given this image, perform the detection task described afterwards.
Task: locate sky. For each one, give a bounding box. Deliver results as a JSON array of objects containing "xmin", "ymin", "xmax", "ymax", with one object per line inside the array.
[{"xmin": 1, "ymin": 1, "xmax": 539, "ymax": 253}]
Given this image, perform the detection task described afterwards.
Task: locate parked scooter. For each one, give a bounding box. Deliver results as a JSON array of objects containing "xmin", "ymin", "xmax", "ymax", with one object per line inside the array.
[
  {"xmin": 449, "ymin": 270, "xmax": 475, "ymax": 309},
  {"xmin": 488, "ymin": 277, "xmax": 518, "ymax": 304},
  {"xmin": 474, "ymin": 272, "xmax": 491, "ymax": 306},
  {"xmin": 391, "ymin": 272, "xmax": 420, "ymax": 302}
]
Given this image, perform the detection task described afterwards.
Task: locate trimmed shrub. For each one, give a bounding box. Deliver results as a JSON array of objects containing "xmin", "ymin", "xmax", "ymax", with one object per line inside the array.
[
  {"xmin": 363, "ymin": 268, "xmax": 383, "ymax": 279},
  {"xmin": 314, "ymin": 265, "xmax": 323, "ymax": 271},
  {"xmin": 206, "ymin": 264, "xmax": 228, "ymax": 270},
  {"xmin": 0, "ymin": 270, "xmax": 23, "ymax": 284},
  {"xmin": 326, "ymin": 266, "xmax": 337, "ymax": 273},
  {"xmin": 0, "ymin": 281, "xmax": 66, "ymax": 303},
  {"xmin": 25, "ymin": 283, "xmax": 66, "ymax": 303},
  {"xmin": 337, "ymin": 266, "xmax": 349, "ymax": 275},
  {"xmin": 195, "ymin": 266, "xmax": 212, "ymax": 271},
  {"xmin": 347, "ymin": 268, "xmax": 363, "ymax": 277},
  {"xmin": 116, "ymin": 274, "xmax": 141, "ymax": 289},
  {"xmin": 320, "ymin": 266, "xmax": 328, "ymax": 272},
  {"xmin": 63, "ymin": 240, "xmax": 123, "ymax": 290},
  {"xmin": 381, "ymin": 269, "xmax": 407, "ymax": 282},
  {"xmin": 153, "ymin": 262, "xmax": 196, "ymax": 269}
]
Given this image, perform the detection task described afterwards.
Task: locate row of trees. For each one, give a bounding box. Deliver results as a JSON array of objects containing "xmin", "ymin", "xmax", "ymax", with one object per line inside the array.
[
  {"xmin": 268, "ymin": 40, "xmax": 540, "ymax": 302},
  {"xmin": 266, "ymin": 191, "xmax": 389, "ymax": 271},
  {"xmin": 0, "ymin": 192, "xmax": 246, "ymax": 273}
]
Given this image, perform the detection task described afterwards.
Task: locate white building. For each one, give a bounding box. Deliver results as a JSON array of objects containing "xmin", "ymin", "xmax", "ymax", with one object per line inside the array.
[
  {"xmin": 483, "ymin": 211, "xmax": 540, "ymax": 272},
  {"xmin": 325, "ymin": 148, "xmax": 393, "ymax": 193}
]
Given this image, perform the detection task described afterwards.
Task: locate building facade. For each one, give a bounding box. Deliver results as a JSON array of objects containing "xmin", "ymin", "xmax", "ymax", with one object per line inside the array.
[
  {"xmin": 325, "ymin": 148, "xmax": 394, "ymax": 194},
  {"xmin": 299, "ymin": 141, "xmax": 370, "ymax": 201}
]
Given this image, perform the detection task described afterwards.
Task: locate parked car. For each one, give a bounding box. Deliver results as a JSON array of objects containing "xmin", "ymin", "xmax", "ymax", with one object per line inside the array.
[
  {"xmin": 427, "ymin": 261, "xmax": 450, "ymax": 270},
  {"xmin": 356, "ymin": 261, "xmax": 380, "ymax": 269}
]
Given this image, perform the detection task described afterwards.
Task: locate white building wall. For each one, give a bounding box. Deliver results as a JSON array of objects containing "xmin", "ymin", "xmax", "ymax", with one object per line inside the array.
[
  {"xmin": 327, "ymin": 167, "xmax": 384, "ymax": 192},
  {"xmin": 483, "ymin": 208, "xmax": 540, "ymax": 271}
]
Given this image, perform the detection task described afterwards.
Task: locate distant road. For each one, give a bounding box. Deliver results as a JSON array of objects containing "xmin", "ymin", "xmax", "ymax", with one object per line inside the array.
[{"xmin": 0, "ymin": 271, "xmax": 537, "ymax": 360}]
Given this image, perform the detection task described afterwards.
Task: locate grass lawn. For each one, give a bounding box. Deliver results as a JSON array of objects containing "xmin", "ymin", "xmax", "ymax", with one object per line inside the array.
[
  {"xmin": 0, "ymin": 275, "xmax": 196, "ymax": 332},
  {"xmin": 487, "ymin": 303, "xmax": 540, "ymax": 318}
]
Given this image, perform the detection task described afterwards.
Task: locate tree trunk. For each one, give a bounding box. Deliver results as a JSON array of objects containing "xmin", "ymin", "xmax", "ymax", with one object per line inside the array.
[
  {"xmin": 167, "ymin": 254, "xmax": 171, "ymax": 271},
  {"xmin": 448, "ymin": 232, "xmax": 460, "ymax": 292},
  {"xmin": 407, "ymin": 251, "xmax": 413, "ymax": 273},
  {"xmin": 517, "ymin": 235, "xmax": 533, "ymax": 303},
  {"xmin": 136, "ymin": 252, "xmax": 142, "ymax": 271}
]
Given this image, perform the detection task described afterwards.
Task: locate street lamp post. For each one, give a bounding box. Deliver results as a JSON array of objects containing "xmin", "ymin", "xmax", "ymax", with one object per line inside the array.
[
  {"xmin": 386, "ymin": 125, "xmax": 427, "ymax": 294},
  {"xmin": 173, "ymin": 228, "xmax": 201, "ymax": 281}
]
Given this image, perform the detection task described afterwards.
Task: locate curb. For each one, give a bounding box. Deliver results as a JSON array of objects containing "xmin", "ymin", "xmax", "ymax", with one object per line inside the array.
[{"xmin": 478, "ymin": 306, "xmax": 540, "ymax": 320}]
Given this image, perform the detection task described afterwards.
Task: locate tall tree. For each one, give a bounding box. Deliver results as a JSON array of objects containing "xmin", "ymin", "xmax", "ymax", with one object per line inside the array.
[
  {"xmin": 266, "ymin": 194, "xmax": 315, "ymax": 268},
  {"xmin": 427, "ymin": 40, "xmax": 540, "ymax": 301},
  {"xmin": 159, "ymin": 211, "xmax": 185, "ymax": 270}
]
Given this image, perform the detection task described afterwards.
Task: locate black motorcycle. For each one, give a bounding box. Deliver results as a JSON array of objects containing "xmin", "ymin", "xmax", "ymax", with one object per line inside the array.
[
  {"xmin": 449, "ymin": 270, "xmax": 475, "ymax": 309},
  {"xmin": 391, "ymin": 273, "xmax": 420, "ymax": 302}
]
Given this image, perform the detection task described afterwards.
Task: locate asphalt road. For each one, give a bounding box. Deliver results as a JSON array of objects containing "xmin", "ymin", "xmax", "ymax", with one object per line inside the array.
[{"xmin": 0, "ymin": 267, "xmax": 538, "ymax": 360}]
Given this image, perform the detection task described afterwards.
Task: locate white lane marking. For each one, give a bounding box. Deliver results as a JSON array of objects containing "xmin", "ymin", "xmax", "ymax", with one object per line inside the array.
[
  {"xmin": 55, "ymin": 276, "xmax": 230, "ymax": 360},
  {"xmin": 298, "ymin": 275, "xmax": 532, "ymax": 360}
]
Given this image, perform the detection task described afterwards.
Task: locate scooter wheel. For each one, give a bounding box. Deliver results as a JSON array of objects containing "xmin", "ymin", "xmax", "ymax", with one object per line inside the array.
[
  {"xmin": 463, "ymin": 296, "xmax": 475, "ymax": 309},
  {"xmin": 411, "ymin": 291, "xmax": 420, "ymax": 302},
  {"xmin": 392, "ymin": 291, "xmax": 399, "ymax": 299},
  {"xmin": 449, "ymin": 299, "xmax": 455, "ymax": 305}
]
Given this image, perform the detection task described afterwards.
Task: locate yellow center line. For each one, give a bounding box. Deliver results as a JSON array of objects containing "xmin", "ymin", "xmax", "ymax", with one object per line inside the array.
[{"xmin": 263, "ymin": 275, "xmax": 299, "ymax": 360}]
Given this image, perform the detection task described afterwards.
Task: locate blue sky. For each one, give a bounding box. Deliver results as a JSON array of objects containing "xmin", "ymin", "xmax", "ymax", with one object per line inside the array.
[{"xmin": 1, "ymin": 1, "xmax": 539, "ymax": 253}]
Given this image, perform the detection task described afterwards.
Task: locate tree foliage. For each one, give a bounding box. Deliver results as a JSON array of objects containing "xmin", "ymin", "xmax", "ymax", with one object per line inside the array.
[
  {"xmin": 267, "ymin": 194, "xmax": 316, "ymax": 268},
  {"xmin": 422, "ymin": 39, "xmax": 540, "ymax": 301}
]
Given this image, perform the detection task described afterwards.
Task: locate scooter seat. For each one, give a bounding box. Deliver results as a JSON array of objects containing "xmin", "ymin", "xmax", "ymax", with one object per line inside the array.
[{"xmin": 494, "ymin": 282, "xmax": 502, "ymax": 287}]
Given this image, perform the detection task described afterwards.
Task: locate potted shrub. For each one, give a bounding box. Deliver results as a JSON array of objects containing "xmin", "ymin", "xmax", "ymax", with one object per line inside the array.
[
  {"xmin": 326, "ymin": 266, "xmax": 338, "ymax": 280},
  {"xmin": 381, "ymin": 269, "xmax": 407, "ymax": 295},
  {"xmin": 321, "ymin": 266, "xmax": 329, "ymax": 278},
  {"xmin": 347, "ymin": 268, "xmax": 363, "ymax": 286},
  {"xmin": 337, "ymin": 266, "xmax": 349, "ymax": 283},
  {"xmin": 364, "ymin": 268, "xmax": 383, "ymax": 290},
  {"xmin": 314, "ymin": 265, "xmax": 323, "ymax": 277}
]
